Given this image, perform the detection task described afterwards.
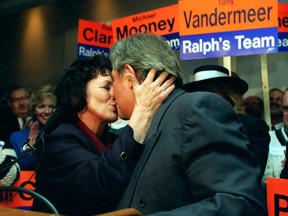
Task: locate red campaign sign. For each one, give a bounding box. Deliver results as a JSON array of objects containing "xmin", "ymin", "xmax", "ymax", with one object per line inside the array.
[
  {"xmin": 78, "ymin": 19, "xmax": 113, "ymax": 48},
  {"xmin": 278, "ymin": 4, "xmax": 288, "ymax": 33},
  {"xmin": 267, "ymin": 177, "xmax": 288, "ymax": 216},
  {"xmin": 278, "ymin": 4, "xmax": 288, "ymax": 52}
]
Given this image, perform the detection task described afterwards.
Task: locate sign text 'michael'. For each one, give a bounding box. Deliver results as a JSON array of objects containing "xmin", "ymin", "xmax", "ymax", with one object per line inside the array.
[{"xmin": 112, "ymin": 4, "xmax": 179, "ymax": 40}]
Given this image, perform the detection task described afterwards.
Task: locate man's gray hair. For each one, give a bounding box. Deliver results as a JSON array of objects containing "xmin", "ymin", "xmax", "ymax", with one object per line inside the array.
[{"xmin": 110, "ymin": 33, "xmax": 183, "ymax": 86}]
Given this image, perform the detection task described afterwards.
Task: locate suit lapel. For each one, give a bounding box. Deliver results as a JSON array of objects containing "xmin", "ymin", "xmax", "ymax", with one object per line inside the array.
[
  {"xmin": 120, "ymin": 88, "xmax": 186, "ymax": 207},
  {"xmin": 145, "ymin": 88, "xmax": 186, "ymax": 140}
]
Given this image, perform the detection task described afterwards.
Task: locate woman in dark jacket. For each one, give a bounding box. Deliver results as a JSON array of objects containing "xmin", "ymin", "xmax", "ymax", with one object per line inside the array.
[{"xmin": 31, "ymin": 54, "xmax": 175, "ymax": 215}]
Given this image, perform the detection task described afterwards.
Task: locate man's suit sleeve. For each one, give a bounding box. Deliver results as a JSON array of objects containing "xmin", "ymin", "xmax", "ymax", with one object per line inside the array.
[
  {"xmin": 240, "ymin": 115, "xmax": 270, "ymax": 177},
  {"xmin": 149, "ymin": 93, "xmax": 267, "ymax": 215}
]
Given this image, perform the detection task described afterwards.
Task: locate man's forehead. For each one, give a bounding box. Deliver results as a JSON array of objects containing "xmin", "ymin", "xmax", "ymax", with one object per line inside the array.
[
  {"xmin": 246, "ymin": 97, "xmax": 258, "ymax": 102},
  {"xmin": 11, "ymin": 88, "xmax": 29, "ymax": 97},
  {"xmin": 270, "ymin": 91, "xmax": 283, "ymax": 97}
]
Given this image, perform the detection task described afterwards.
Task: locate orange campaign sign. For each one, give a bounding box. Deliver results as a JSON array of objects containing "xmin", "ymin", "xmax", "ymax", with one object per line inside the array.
[
  {"xmin": 0, "ymin": 171, "xmax": 35, "ymax": 210},
  {"xmin": 77, "ymin": 19, "xmax": 113, "ymax": 58},
  {"xmin": 179, "ymin": 0, "xmax": 278, "ymax": 36},
  {"xmin": 267, "ymin": 177, "xmax": 288, "ymax": 216},
  {"xmin": 178, "ymin": 0, "xmax": 279, "ymax": 59},
  {"xmin": 112, "ymin": 4, "xmax": 179, "ymax": 50},
  {"xmin": 278, "ymin": 4, "xmax": 288, "ymax": 51}
]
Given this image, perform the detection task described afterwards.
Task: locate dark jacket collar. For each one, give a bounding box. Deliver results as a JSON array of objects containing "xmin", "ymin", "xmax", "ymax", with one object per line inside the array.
[{"xmin": 145, "ymin": 88, "xmax": 185, "ymax": 141}]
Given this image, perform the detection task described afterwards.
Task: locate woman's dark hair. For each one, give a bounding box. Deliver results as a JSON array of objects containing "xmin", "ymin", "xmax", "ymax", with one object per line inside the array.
[{"xmin": 54, "ymin": 54, "xmax": 112, "ymax": 121}]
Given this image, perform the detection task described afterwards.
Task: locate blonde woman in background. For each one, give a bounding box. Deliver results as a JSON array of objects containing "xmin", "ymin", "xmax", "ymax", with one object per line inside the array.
[{"xmin": 9, "ymin": 85, "xmax": 56, "ymax": 170}]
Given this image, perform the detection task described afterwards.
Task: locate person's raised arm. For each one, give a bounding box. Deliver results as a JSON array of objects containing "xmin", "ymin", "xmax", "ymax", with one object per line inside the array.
[
  {"xmin": 29, "ymin": 121, "xmax": 39, "ymax": 145},
  {"xmin": 23, "ymin": 121, "xmax": 39, "ymax": 152},
  {"xmin": 128, "ymin": 69, "xmax": 175, "ymax": 143}
]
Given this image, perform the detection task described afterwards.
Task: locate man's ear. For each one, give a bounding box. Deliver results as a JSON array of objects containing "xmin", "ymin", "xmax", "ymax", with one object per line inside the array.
[{"xmin": 123, "ymin": 64, "xmax": 136, "ymax": 89}]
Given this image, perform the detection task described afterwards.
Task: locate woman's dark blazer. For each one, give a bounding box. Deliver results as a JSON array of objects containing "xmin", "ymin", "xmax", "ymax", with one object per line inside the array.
[{"xmin": 32, "ymin": 123, "xmax": 143, "ymax": 216}]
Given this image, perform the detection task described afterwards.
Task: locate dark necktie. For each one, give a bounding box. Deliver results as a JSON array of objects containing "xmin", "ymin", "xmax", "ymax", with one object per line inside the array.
[{"xmin": 22, "ymin": 117, "xmax": 27, "ymax": 129}]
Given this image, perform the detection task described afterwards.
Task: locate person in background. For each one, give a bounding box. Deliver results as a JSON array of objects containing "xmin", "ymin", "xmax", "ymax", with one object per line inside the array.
[
  {"xmin": 270, "ymin": 88, "xmax": 284, "ymax": 130},
  {"xmin": 264, "ymin": 89, "xmax": 288, "ymax": 180},
  {"xmin": 31, "ymin": 54, "xmax": 175, "ymax": 215},
  {"xmin": 183, "ymin": 65, "xmax": 270, "ymax": 180},
  {"xmin": 110, "ymin": 33, "xmax": 267, "ymax": 215},
  {"xmin": 0, "ymin": 85, "xmax": 32, "ymax": 142},
  {"xmin": 9, "ymin": 85, "xmax": 56, "ymax": 170},
  {"xmin": 280, "ymin": 89, "xmax": 288, "ymax": 179},
  {"xmin": 0, "ymin": 140, "xmax": 20, "ymax": 186},
  {"xmin": 244, "ymin": 96, "xmax": 264, "ymax": 119}
]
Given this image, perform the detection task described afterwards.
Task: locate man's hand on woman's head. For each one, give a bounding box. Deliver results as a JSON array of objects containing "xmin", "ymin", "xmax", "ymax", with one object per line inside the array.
[{"xmin": 128, "ymin": 68, "xmax": 175, "ymax": 144}]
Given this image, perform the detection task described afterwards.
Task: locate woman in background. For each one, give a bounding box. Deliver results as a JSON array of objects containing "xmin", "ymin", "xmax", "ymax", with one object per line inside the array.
[{"xmin": 10, "ymin": 85, "xmax": 56, "ymax": 170}]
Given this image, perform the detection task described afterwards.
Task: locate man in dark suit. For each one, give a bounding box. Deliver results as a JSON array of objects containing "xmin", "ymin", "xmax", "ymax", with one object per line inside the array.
[
  {"xmin": 0, "ymin": 85, "xmax": 32, "ymax": 142},
  {"xmin": 182, "ymin": 65, "xmax": 270, "ymax": 180},
  {"xmin": 110, "ymin": 33, "xmax": 267, "ymax": 215}
]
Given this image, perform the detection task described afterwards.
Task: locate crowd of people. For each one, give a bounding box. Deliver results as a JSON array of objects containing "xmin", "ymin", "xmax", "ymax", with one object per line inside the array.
[{"xmin": 0, "ymin": 32, "xmax": 287, "ymax": 215}]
